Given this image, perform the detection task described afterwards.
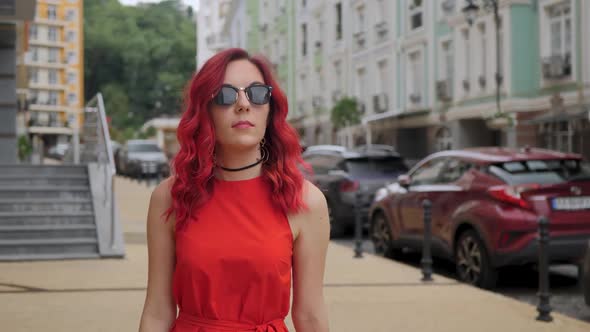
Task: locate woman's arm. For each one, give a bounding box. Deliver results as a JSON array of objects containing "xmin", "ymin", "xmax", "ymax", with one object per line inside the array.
[
  {"xmin": 291, "ymin": 180, "xmax": 330, "ymax": 332},
  {"xmin": 138, "ymin": 178, "xmax": 177, "ymax": 332}
]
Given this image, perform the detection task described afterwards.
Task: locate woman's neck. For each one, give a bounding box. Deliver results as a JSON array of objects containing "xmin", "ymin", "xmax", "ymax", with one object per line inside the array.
[{"xmin": 214, "ymin": 147, "xmax": 263, "ymax": 181}]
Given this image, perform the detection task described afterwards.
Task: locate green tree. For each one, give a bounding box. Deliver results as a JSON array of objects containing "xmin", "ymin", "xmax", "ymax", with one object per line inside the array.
[
  {"xmin": 331, "ymin": 97, "xmax": 360, "ymax": 130},
  {"xmin": 84, "ymin": 0, "xmax": 196, "ymax": 137}
]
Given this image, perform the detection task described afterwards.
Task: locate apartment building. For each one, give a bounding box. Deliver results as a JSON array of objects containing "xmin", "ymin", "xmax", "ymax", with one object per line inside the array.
[
  {"xmin": 196, "ymin": 0, "xmax": 232, "ymax": 70},
  {"xmin": 24, "ymin": 0, "xmax": 84, "ymax": 152},
  {"xmin": 0, "ymin": 0, "xmax": 37, "ymax": 163},
  {"xmin": 199, "ymin": 0, "xmax": 590, "ymax": 160}
]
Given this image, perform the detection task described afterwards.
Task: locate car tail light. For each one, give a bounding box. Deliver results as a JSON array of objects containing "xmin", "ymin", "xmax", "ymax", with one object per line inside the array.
[
  {"xmin": 340, "ymin": 179, "xmax": 359, "ymax": 192},
  {"xmin": 488, "ymin": 184, "xmax": 540, "ymax": 210}
]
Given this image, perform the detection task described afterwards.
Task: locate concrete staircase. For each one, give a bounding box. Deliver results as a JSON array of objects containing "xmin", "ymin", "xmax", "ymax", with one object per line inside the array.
[{"xmin": 0, "ymin": 164, "xmax": 100, "ymax": 260}]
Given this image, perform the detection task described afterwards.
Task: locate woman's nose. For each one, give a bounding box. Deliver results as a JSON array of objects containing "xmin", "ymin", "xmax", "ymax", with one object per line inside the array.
[{"xmin": 235, "ymin": 90, "xmax": 250, "ymax": 110}]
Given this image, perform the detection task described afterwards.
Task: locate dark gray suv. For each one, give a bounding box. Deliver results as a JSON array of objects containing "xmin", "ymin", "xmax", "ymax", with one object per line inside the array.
[{"xmin": 303, "ymin": 146, "xmax": 408, "ymax": 237}]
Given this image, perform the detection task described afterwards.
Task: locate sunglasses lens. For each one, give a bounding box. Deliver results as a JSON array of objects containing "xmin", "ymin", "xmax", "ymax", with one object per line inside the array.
[
  {"xmin": 247, "ymin": 85, "xmax": 271, "ymax": 105},
  {"xmin": 214, "ymin": 86, "xmax": 237, "ymax": 105}
]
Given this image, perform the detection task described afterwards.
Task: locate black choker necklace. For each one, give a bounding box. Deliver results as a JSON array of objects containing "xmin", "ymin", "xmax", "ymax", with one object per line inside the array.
[{"xmin": 218, "ymin": 158, "xmax": 263, "ymax": 172}]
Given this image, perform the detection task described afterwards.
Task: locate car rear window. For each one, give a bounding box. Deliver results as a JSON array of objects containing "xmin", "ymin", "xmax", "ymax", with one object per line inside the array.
[
  {"xmin": 344, "ymin": 157, "xmax": 408, "ymax": 176},
  {"xmin": 128, "ymin": 144, "xmax": 161, "ymax": 153},
  {"xmin": 489, "ymin": 159, "xmax": 590, "ymax": 185}
]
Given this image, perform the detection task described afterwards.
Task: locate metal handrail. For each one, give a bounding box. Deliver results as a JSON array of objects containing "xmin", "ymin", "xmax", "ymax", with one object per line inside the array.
[{"xmin": 82, "ymin": 93, "xmax": 117, "ymax": 249}]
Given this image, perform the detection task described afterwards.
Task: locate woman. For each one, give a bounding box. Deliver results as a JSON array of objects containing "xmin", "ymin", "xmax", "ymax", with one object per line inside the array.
[{"xmin": 138, "ymin": 48, "xmax": 330, "ymax": 332}]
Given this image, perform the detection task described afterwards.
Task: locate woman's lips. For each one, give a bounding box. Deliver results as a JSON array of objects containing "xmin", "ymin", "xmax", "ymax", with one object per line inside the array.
[{"xmin": 232, "ymin": 121, "xmax": 254, "ymax": 128}]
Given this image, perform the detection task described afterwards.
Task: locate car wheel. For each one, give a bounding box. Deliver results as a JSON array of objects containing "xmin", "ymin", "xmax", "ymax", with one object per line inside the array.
[
  {"xmin": 455, "ymin": 230, "xmax": 498, "ymax": 289},
  {"xmin": 370, "ymin": 212, "xmax": 397, "ymax": 258},
  {"xmin": 327, "ymin": 202, "xmax": 346, "ymax": 238}
]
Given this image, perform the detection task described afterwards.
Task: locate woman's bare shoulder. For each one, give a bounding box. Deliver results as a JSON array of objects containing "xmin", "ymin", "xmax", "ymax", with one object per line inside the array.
[
  {"xmin": 301, "ymin": 179, "xmax": 327, "ymax": 214},
  {"xmin": 150, "ymin": 176, "xmax": 175, "ymax": 208}
]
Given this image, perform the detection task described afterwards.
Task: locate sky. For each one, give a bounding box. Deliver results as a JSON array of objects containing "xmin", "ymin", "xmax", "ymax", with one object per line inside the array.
[{"xmin": 118, "ymin": 0, "xmax": 197, "ymax": 9}]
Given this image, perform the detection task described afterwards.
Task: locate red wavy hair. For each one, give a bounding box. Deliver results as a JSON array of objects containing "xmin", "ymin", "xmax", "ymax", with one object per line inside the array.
[{"xmin": 167, "ymin": 48, "xmax": 308, "ymax": 229}]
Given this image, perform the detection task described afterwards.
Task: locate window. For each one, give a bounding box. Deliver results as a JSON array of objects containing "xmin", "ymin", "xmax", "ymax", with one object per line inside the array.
[
  {"xmin": 29, "ymin": 69, "xmax": 39, "ymax": 83},
  {"xmin": 479, "ymin": 24, "xmax": 486, "ymax": 81},
  {"xmin": 377, "ymin": 59, "xmax": 389, "ymax": 95},
  {"xmin": 302, "ymin": 0, "xmax": 306, "ymax": 8},
  {"xmin": 409, "ymin": 0, "xmax": 423, "ymax": 31},
  {"xmin": 335, "ymin": 3, "xmax": 342, "ymax": 40},
  {"xmin": 68, "ymin": 93, "xmax": 77, "ymax": 106},
  {"xmin": 68, "ymin": 72, "xmax": 76, "ymax": 84},
  {"xmin": 440, "ymin": 158, "xmax": 471, "ymax": 183},
  {"xmin": 66, "ymin": 9, "xmax": 77, "ymax": 21},
  {"xmin": 48, "ymin": 48, "xmax": 59, "ymax": 63},
  {"xmin": 303, "ymin": 154, "xmax": 340, "ymax": 175},
  {"xmin": 48, "ymin": 27, "xmax": 58, "ymax": 42},
  {"xmin": 377, "ymin": 0, "xmax": 387, "ymax": 23},
  {"xmin": 48, "ymin": 91, "xmax": 58, "ymax": 105},
  {"xmin": 411, "ymin": 158, "xmax": 447, "ymax": 185},
  {"xmin": 67, "ymin": 51, "xmax": 77, "ymax": 65},
  {"xmin": 29, "ymin": 25, "xmax": 37, "ymax": 40},
  {"xmin": 489, "ymin": 159, "xmax": 590, "ymax": 185},
  {"xmin": 356, "ymin": 67, "xmax": 367, "ymax": 109},
  {"xmin": 31, "ymin": 47, "xmax": 39, "ymax": 62},
  {"xmin": 47, "ymin": 5, "xmax": 57, "ymax": 20},
  {"xmin": 356, "ymin": 6, "xmax": 365, "ymax": 33},
  {"xmin": 48, "ymin": 69, "xmax": 58, "ymax": 84},
  {"xmin": 301, "ymin": 24, "xmax": 307, "ymax": 56},
  {"xmin": 441, "ymin": 40, "xmax": 453, "ymax": 81},
  {"xmin": 66, "ymin": 30, "xmax": 76, "ymax": 43},
  {"xmin": 463, "ymin": 29, "xmax": 470, "ymax": 88},
  {"xmin": 548, "ymin": 3, "xmax": 571, "ymax": 57},
  {"xmin": 409, "ymin": 50, "xmax": 423, "ymax": 101}
]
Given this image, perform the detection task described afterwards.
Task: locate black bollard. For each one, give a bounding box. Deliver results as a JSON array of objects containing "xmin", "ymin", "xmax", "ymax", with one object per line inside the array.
[
  {"xmin": 421, "ymin": 199, "xmax": 433, "ymax": 282},
  {"xmin": 353, "ymin": 190, "xmax": 363, "ymax": 258},
  {"xmin": 536, "ymin": 216, "xmax": 553, "ymax": 322}
]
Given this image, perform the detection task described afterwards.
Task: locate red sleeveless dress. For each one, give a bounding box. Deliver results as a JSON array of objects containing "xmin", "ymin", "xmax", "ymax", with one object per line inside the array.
[{"xmin": 170, "ymin": 176, "xmax": 293, "ymax": 332}]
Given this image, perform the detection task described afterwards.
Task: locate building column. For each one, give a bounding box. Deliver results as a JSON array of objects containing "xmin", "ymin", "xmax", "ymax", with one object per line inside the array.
[{"xmin": 0, "ymin": 24, "xmax": 17, "ymax": 163}]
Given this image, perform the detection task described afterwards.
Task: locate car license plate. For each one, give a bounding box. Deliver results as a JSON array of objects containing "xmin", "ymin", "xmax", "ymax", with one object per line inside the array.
[{"xmin": 552, "ymin": 196, "xmax": 590, "ymax": 211}]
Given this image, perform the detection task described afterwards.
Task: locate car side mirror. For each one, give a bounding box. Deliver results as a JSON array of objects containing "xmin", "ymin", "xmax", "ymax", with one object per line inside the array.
[{"xmin": 398, "ymin": 174, "xmax": 411, "ymax": 188}]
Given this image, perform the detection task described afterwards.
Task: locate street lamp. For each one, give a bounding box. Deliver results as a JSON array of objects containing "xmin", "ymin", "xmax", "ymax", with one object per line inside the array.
[{"xmin": 463, "ymin": 0, "xmax": 503, "ymax": 116}]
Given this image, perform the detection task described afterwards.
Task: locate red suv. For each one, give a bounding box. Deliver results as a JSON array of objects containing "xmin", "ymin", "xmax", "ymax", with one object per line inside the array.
[{"xmin": 369, "ymin": 147, "xmax": 590, "ymax": 288}]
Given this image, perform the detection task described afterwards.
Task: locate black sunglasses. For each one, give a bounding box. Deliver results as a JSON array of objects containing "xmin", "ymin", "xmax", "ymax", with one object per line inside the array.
[{"xmin": 212, "ymin": 84, "xmax": 273, "ymax": 106}]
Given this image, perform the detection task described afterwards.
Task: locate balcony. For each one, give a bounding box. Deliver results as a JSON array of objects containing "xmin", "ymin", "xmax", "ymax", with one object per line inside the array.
[
  {"xmin": 29, "ymin": 38, "xmax": 67, "ymax": 48},
  {"xmin": 29, "ymin": 82, "xmax": 68, "ymax": 91},
  {"xmin": 27, "ymin": 110, "xmax": 74, "ymax": 135},
  {"xmin": 34, "ymin": 18, "xmax": 68, "ymax": 27}
]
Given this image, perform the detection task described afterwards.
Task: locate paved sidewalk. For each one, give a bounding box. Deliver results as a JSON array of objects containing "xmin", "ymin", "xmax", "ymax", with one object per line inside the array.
[{"xmin": 1, "ymin": 177, "xmax": 589, "ymax": 331}]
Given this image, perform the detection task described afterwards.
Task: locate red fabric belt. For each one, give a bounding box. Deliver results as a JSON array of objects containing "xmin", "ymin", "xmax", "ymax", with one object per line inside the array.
[{"xmin": 176, "ymin": 312, "xmax": 286, "ymax": 332}]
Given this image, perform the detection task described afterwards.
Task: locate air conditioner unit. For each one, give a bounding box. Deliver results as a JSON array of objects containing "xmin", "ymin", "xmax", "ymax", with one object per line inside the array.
[
  {"xmin": 409, "ymin": 93, "xmax": 421, "ymax": 104},
  {"xmin": 259, "ymin": 23, "xmax": 268, "ymax": 31},
  {"xmin": 436, "ymin": 80, "xmax": 452, "ymax": 102},
  {"xmin": 372, "ymin": 93, "xmax": 388, "ymax": 113},
  {"xmin": 354, "ymin": 31, "xmax": 366, "ymax": 48}
]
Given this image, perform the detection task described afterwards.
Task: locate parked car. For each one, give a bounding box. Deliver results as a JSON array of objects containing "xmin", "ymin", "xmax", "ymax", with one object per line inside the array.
[
  {"xmin": 583, "ymin": 240, "xmax": 590, "ymax": 307},
  {"xmin": 303, "ymin": 145, "xmax": 408, "ymax": 237},
  {"xmin": 116, "ymin": 140, "xmax": 169, "ymax": 178},
  {"xmin": 47, "ymin": 143, "xmax": 70, "ymax": 160},
  {"xmin": 369, "ymin": 147, "xmax": 590, "ymax": 289}
]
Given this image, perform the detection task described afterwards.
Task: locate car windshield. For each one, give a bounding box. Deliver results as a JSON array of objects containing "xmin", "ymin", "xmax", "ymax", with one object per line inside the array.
[
  {"xmin": 128, "ymin": 144, "xmax": 161, "ymax": 153},
  {"xmin": 489, "ymin": 159, "xmax": 590, "ymax": 185},
  {"xmin": 345, "ymin": 157, "xmax": 408, "ymax": 176}
]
